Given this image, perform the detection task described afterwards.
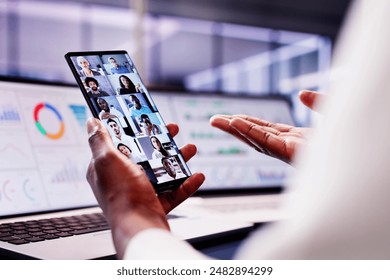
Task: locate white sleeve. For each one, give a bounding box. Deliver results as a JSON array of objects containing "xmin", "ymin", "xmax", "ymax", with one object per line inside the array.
[
  {"xmin": 123, "ymin": 229, "xmax": 210, "ymax": 260},
  {"xmin": 236, "ymin": 0, "xmax": 390, "ymax": 260}
]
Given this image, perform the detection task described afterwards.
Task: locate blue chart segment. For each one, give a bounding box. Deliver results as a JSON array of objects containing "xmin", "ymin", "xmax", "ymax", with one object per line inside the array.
[{"xmin": 69, "ymin": 104, "xmax": 87, "ymax": 128}]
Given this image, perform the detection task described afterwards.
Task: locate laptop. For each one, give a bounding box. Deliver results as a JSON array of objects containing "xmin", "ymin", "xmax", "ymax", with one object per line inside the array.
[
  {"xmin": 151, "ymin": 90, "xmax": 296, "ymax": 224},
  {"xmin": 0, "ymin": 78, "xmax": 252, "ymax": 260}
]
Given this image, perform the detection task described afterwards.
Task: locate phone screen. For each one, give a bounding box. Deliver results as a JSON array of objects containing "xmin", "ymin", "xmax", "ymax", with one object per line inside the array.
[{"xmin": 65, "ymin": 50, "xmax": 191, "ymax": 193}]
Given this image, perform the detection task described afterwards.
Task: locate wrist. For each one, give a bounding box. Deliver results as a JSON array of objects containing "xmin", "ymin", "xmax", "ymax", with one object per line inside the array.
[{"xmin": 107, "ymin": 206, "xmax": 169, "ymax": 258}]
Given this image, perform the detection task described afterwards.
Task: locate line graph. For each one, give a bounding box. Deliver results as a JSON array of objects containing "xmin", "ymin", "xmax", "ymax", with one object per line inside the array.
[
  {"xmin": 0, "ymin": 138, "xmax": 35, "ymax": 169},
  {"xmin": 0, "ymin": 143, "xmax": 30, "ymax": 159}
]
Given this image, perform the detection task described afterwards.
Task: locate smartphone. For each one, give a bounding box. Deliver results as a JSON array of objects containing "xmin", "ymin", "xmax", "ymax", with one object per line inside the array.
[{"xmin": 64, "ymin": 50, "xmax": 191, "ymax": 193}]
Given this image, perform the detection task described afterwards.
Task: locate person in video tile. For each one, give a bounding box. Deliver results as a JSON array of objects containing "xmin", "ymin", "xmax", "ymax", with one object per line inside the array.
[
  {"xmin": 106, "ymin": 118, "xmax": 133, "ymax": 144},
  {"xmin": 108, "ymin": 57, "xmax": 129, "ymax": 74},
  {"xmin": 128, "ymin": 94, "xmax": 152, "ymax": 124},
  {"xmin": 140, "ymin": 114, "xmax": 161, "ymax": 136},
  {"xmin": 150, "ymin": 135, "xmax": 170, "ymax": 159},
  {"xmin": 118, "ymin": 75, "xmax": 140, "ymax": 94},
  {"xmin": 77, "ymin": 56, "xmax": 101, "ymax": 77},
  {"xmin": 117, "ymin": 143, "xmax": 143, "ymax": 163},
  {"xmin": 97, "ymin": 98, "xmax": 124, "ymax": 120},
  {"xmin": 85, "ymin": 77, "xmax": 109, "ymax": 97},
  {"xmin": 158, "ymin": 157, "xmax": 187, "ymax": 183}
]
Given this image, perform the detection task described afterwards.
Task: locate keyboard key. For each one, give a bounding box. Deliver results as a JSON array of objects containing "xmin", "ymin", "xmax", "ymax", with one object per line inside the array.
[
  {"xmin": 28, "ymin": 228, "xmax": 43, "ymax": 232},
  {"xmin": 8, "ymin": 239, "xmax": 30, "ymax": 245},
  {"xmin": 25, "ymin": 237, "xmax": 45, "ymax": 242},
  {"xmin": 41, "ymin": 226, "xmax": 55, "ymax": 230},
  {"xmin": 0, "ymin": 236, "xmax": 19, "ymax": 242},
  {"xmin": 68, "ymin": 227, "xmax": 108, "ymax": 235},
  {"xmin": 43, "ymin": 230, "xmax": 60, "ymax": 234},
  {"xmin": 40, "ymin": 234, "xmax": 59, "ymax": 240},
  {"xmin": 14, "ymin": 234, "xmax": 32, "ymax": 239},
  {"xmin": 29, "ymin": 231, "xmax": 46, "ymax": 236},
  {"xmin": 55, "ymin": 232, "xmax": 73, "ymax": 238}
]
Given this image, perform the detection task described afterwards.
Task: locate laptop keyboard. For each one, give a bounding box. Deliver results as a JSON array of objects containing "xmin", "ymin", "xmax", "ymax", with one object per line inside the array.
[
  {"xmin": 0, "ymin": 213, "xmax": 109, "ymax": 245},
  {"xmin": 0, "ymin": 212, "xmax": 182, "ymax": 245}
]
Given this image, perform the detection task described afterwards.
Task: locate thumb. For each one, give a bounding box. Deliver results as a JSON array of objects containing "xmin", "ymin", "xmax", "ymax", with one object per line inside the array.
[
  {"xmin": 299, "ymin": 90, "xmax": 324, "ymax": 112},
  {"xmin": 87, "ymin": 117, "xmax": 114, "ymax": 158}
]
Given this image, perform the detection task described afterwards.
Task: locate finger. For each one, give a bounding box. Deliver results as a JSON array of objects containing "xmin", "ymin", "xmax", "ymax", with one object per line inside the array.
[
  {"xmin": 233, "ymin": 114, "xmax": 295, "ymax": 133},
  {"xmin": 86, "ymin": 118, "xmax": 115, "ymax": 158},
  {"xmin": 179, "ymin": 143, "xmax": 197, "ymax": 162},
  {"xmin": 232, "ymin": 114, "xmax": 270, "ymax": 126},
  {"xmin": 299, "ymin": 90, "xmax": 323, "ymax": 111},
  {"xmin": 159, "ymin": 172, "xmax": 205, "ymax": 213},
  {"xmin": 230, "ymin": 118, "xmax": 291, "ymax": 161},
  {"xmin": 209, "ymin": 114, "xmax": 233, "ymax": 131},
  {"xmin": 166, "ymin": 123, "xmax": 179, "ymax": 138},
  {"xmin": 210, "ymin": 115, "xmax": 259, "ymax": 150},
  {"xmin": 255, "ymin": 124, "xmax": 281, "ymax": 135}
]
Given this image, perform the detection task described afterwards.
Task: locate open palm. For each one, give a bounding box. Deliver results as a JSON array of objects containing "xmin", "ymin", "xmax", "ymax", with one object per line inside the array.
[{"xmin": 210, "ymin": 90, "xmax": 322, "ymax": 164}]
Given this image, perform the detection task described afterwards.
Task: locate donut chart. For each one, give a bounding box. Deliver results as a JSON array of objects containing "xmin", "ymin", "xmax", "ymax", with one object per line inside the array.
[{"xmin": 33, "ymin": 103, "xmax": 65, "ymax": 140}]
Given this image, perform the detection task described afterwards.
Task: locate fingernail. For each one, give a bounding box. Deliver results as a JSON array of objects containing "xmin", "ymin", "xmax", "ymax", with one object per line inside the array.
[{"xmin": 86, "ymin": 117, "xmax": 100, "ymax": 136}]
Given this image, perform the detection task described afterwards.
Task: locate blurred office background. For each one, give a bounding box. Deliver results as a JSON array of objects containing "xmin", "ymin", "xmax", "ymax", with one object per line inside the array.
[{"xmin": 0, "ymin": 0, "xmax": 352, "ymax": 126}]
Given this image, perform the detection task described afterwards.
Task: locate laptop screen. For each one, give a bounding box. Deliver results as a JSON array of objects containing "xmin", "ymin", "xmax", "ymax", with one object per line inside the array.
[
  {"xmin": 0, "ymin": 78, "xmax": 295, "ymax": 218},
  {"xmin": 0, "ymin": 79, "xmax": 97, "ymax": 217},
  {"xmin": 151, "ymin": 91, "xmax": 295, "ymax": 193}
]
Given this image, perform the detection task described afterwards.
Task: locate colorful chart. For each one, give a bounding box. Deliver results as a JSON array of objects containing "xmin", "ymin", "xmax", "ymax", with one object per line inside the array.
[{"xmin": 33, "ymin": 103, "xmax": 65, "ymax": 140}]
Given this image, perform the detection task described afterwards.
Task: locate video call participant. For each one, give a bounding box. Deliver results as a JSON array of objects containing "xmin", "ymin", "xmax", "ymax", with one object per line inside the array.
[
  {"xmin": 140, "ymin": 114, "xmax": 161, "ymax": 136},
  {"xmin": 158, "ymin": 157, "xmax": 187, "ymax": 183},
  {"xmin": 108, "ymin": 57, "xmax": 129, "ymax": 74},
  {"xmin": 117, "ymin": 143, "xmax": 144, "ymax": 163},
  {"xmin": 106, "ymin": 118, "xmax": 133, "ymax": 145},
  {"xmin": 128, "ymin": 94, "xmax": 153, "ymax": 126},
  {"xmin": 85, "ymin": 77, "xmax": 109, "ymax": 97},
  {"xmin": 77, "ymin": 56, "xmax": 101, "ymax": 77},
  {"xmin": 150, "ymin": 135, "xmax": 170, "ymax": 159},
  {"xmin": 97, "ymin": 98, "xmax": 124, "ymax": 120},
  {"xmin": 118, "ymin": 75, "xmax": 140, "ymax": 94}
]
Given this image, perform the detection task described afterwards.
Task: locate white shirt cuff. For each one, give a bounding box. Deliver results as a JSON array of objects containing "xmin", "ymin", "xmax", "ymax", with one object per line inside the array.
[{"xmin": 123, "ymin": 228, "xmax": 210, "ymax": 260}]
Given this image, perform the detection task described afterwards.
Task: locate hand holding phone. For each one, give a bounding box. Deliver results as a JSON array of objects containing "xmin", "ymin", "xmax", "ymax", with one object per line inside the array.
[{"xmin": 65, "ymin": 50, "xmax": 192, "ymax": 193}]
